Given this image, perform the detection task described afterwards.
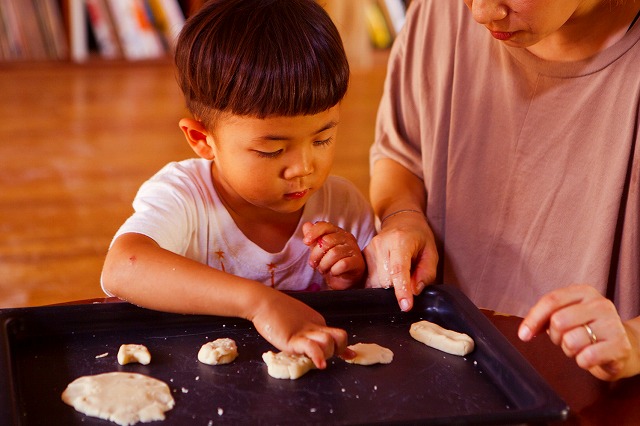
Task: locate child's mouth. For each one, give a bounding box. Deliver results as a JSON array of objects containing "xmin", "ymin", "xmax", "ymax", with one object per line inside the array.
[{"xmin": 284, "ymin": 190, "xmax": 308, "ymax": 200}]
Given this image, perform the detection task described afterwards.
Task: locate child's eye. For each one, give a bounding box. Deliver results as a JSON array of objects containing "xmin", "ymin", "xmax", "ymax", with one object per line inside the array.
[
  {"xmin": 255, "ymin": 149, "xmax": 283, "ymax": 158},
  {"xmin": 313, "ymin": 137, "xmax": 333, "ymax": 147}
]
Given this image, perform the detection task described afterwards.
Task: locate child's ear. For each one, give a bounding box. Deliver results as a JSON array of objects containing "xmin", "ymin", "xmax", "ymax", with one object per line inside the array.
[{"xmin": 179, "ymin": 118, "xmax": 215, "ymax": 159}]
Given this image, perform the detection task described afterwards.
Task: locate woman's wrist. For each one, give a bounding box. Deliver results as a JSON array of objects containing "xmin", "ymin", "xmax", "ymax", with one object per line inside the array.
[{"xmin": 379, "ymin": 208, "xmax": 425, "ymax": 226}]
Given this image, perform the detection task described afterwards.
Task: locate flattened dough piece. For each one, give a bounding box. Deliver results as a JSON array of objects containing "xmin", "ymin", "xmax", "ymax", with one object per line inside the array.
[
  {"xmin": 410, "ymin": 320, "xmax": 475, "ymax": 356},
  {"xmin": 117, "ymin": 344, "xmax": 151, "ymax": 365},
  {"xmin": 344, "ymin": 343, "xmax": 394, "ymax": 365},
  {"xmin": 262, "ymin": 351, "xmax": 315, "ymax": 380},
  {"xmin": 198, "ymin": 338, "xmax": 238, "ymax": 365},
  {"xmin": 61, "ymin": 372, "xmax": 175, "ymax": 426}
]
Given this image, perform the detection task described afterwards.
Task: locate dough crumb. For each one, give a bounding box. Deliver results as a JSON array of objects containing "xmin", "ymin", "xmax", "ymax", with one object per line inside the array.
[
  {"xmin": 198, "ymin": 338, "xmax": 238, "ymax": 365},
  {"xmin": 61, "ymin": 372, "xmax": 174, "ymax": 426},
  {"xmin": 95, "ymin": 352, "xmax": 109, "ymax": 359},
  {"xmin": 410, "ymin": 320, "xmax": 474, "ymax": 356},
  {"xmin": 117, "ymin": 344, "xmax": 151, "ymax": 365},
  {"xmin": 262, "ymin": 351, "xmax": 315, "ymax": 380},
  {"xmin": 344, "ymin": 343, "xmax": 393, "ymax": 365}
]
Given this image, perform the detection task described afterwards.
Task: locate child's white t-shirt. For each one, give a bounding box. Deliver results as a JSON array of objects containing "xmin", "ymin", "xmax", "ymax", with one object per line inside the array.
[{"xmin": 108, "ymin": 159, "xmax": 375, "ymax": 292}]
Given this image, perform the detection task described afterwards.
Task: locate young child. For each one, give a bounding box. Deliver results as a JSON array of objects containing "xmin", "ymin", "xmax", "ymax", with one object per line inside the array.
[{"xmin": 101, "ymin": 0, "xmax": 375, "ymax": 369}]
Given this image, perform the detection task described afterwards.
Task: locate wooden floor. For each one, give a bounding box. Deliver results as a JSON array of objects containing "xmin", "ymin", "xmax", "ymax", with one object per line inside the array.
[{"xmin": 0, "ymin": 52, "xmax": 389, "ymax": 308}]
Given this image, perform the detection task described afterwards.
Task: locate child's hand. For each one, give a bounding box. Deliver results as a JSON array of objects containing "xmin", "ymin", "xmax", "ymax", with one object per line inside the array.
[
  {"xmin": 302, "ymin": 221, "xmax": 366, "ymax": 290},
  {"xmin": 251, "ymin": 290, "xmax": 351, "ymax": 369}
]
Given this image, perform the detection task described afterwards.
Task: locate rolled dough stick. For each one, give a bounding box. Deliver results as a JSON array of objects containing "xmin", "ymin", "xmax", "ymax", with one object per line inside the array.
[
  {"xmin": 410, "ymin": 320, "xmax": 474, "ymax": 356},
  {"xmin": 343, "ymin": 343, "xmax": 394, "ymax": 365},
  {"xmin": 117, "ymin": 344, "xmax": 151, "ymax": 365},
  {"xmin": 61, "ymin": 372, "xmax": 174, "ymax": 426},
  {"xmin": 198, "ymin": 338, "xmax": 238, "ymax": 365},
  {"xmin": 262, "ymin": 351, "xmax": 315, "ymax": 380}
]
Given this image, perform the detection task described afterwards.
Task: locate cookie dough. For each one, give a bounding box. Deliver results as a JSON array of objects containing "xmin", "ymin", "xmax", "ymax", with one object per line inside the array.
[
  {"xmin": 117, "ymin": 344, "xmax": 151, "ymax": 365},
  {"xmin": 198, "ymin": 338, "xmax": 238, "ymax": 365},
  {"xmin": 61, "ymin": 372, "xmax": 174, "ymax": 426},
  {"xmin": 344, "ymin": 343, "xmax": 394, "ymax": 365},
  {"xmin": 410, "ymin": 320, "xmax": 475, "ymax": 356},
  {"xmin": 262, "ymin": 351, "xmax": 315, "ymax": 380}
]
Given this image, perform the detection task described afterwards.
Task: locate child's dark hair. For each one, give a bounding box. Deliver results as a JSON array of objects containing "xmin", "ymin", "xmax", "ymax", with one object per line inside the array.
[{"xmin": 175, "ymin": 0, "xmax": 349, "ymax": 128}]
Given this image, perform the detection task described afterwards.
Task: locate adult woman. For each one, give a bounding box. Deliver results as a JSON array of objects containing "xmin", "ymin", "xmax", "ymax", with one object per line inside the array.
[{"xmin": 366, "ymin": 0, "xmax": 640, "ymax": 380}]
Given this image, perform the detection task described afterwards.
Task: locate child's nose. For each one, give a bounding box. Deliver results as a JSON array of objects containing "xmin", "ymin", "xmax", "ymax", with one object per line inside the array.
[{"xmin": 284, "ymin": 150, "xmax": 314, "ymax": 179}]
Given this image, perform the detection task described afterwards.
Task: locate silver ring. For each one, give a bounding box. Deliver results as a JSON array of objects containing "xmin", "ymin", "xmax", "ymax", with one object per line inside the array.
[{"xmin": 583, "ymin": 324, "xmax": 597, "ymax": 345}]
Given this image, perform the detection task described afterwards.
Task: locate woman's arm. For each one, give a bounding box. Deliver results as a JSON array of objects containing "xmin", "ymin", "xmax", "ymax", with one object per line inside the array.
[
  {"xmin": 519, "ymin": 284, "xmax": 640, "ymax": 381},
  {"xmin": 365, "ymin": 158, "xmax": 439, "ymax": 311}
]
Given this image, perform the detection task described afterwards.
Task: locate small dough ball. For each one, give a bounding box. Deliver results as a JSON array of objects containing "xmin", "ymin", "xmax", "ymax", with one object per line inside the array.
[
  {"xmin": 61, "ymin": 372, "xmax": 174, "ymax": 426},
  {"xmin": 198, "ymin": 338, "xmax": 238, "ymax": 365},
  {"xmin": 262, "ymin": 351, "xmax": 315, "ymax": 380},
  {"xmin": 117, "ymin": 344, "xmax": 151, "ymax": 365},
  {"xmin": 410, "ymin": 320, "xmax": 474, "ymax": 356},
  {"xmin": 344, "ymin": 343, "xmax": 394, "ymax": 365}
]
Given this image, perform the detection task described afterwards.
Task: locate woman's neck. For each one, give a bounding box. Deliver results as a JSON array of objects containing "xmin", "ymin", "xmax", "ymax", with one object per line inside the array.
[{"xmin": 527, "ymin": 1, "xmax": 640, "ymax": 62}]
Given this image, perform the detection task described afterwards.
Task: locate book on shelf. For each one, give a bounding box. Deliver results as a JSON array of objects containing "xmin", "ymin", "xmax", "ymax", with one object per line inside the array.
[
  {"xmin": 146, "ymin": 0, "xmax": 186, "ymax": 51},
  {"xmin": 85, "ymin": 0, "xmax": 186, "ymax": 61},
  {"xmin": 0, "ymin": 0, "xmax": 187, "ymax": 63},
  {"xmin": 86, "ymin": 0, "xmax": 122, "ymax": 58},
  {"xmin": 377, "ymin": 0, "xmax": 407, "ymax": 38},
  {"xmin": 0, "ymin": 0, "xmax": 68, "ymax": 61},
  {"xmin": 0, "ymin": 0, "xmax": 25, "ymax": 59},
  {"xmin": 364, "ymin": 1, "xmax": 393, "ymax": 49},
  {"xmin": 34, "ymin": 0, "xmax": 69, "ymax": 59},
  {"xmin": 364, "ymin": 0, "xmax": 410, "ymax": 49},
  {"xmin": 105, "ymin": 0, "xmax": 166, "ymax": 60}
]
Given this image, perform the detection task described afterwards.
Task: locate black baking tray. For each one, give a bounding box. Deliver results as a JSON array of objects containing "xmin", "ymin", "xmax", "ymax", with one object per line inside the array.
[{"xmin": 0, "ymin": 285, "xmax": 569, "ymax": 425}]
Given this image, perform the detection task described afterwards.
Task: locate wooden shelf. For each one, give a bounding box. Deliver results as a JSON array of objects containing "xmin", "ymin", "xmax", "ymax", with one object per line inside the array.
[
  {"xmin": 1, "ymin": 0, "xmax": 408, "ymax": 65},
  {"xmin": 0, "ymin": 0, "xmax": 201, "ymax": 63}
]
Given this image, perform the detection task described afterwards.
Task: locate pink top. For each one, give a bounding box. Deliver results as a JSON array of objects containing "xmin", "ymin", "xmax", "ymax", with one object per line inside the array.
[{"xmin": 371, "ymin": 0, "xmax": 640, "ymax": 318}]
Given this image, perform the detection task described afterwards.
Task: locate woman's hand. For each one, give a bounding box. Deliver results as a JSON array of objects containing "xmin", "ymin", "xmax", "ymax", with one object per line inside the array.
[
  {"xmin": 518, "ymin": 284, "xmax": 640, "ymax": 381},
  {"xmin": 250, "ymin": 289, "xmax": 353, "ymax": 369},
  {"xmin": 302, "ymin": 221, "xmax": 366, "ymax": 290},
  {"xmin": 363, "ymin": 211, "xmax": 438, "ymax": 312}
]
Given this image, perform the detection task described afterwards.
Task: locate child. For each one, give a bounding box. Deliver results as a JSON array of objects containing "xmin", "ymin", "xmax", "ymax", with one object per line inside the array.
[{"xmin": 101, "ymin": 0, "xmax": 375, "ymax": 369}]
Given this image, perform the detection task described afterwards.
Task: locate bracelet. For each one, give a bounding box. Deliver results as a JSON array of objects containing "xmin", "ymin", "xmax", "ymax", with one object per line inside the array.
[{"xmin": 380, "ymin": 209, "xmax": 424, "ymax": 226}]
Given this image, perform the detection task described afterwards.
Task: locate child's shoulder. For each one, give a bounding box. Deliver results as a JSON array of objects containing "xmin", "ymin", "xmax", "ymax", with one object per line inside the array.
[
  {"xmin": 141, "ymin": 158, "xmax": 215, "ymax": 197},
  {"xmin": 146, "ymin": 158, "xmax": 213, "ymax": 187},
  {"xmin": 153, "ymin": 158, "xmax": 212, "ymax": 179}
]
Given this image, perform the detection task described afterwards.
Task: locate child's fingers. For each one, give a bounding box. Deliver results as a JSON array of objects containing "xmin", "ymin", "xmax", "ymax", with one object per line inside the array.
[
  {"xmin": 340, "ymin": 347, "xmax": 357, "ymax": 360},
  {"xmin": 290, "ymin": 326, "xmax": 348, "ymax": 369},
  {"xmin": 290, "ymin": 336, "xmax": 327, "ymax": 369},
  {"xmin": 302, "ymin": 221, "xmax": 339, "ymax": 245},
  {"xmin": 313, "ymin": 243, "xmax": 358, "ymax": 273}
]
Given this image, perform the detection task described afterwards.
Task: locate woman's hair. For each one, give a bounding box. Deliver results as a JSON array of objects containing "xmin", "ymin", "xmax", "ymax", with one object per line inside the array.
[{"xmin": 174, "ymin": 0, "xmax": 349, "ymax": 129}]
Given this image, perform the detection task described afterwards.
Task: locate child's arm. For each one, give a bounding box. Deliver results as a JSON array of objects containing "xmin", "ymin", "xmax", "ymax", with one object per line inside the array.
[
  {"xmin": 302, "ymin": 221, "xmax": 367, "ymax": 290},
  {"xmin": 102, "ymin": 232, "xmax": 349, "ymax": 368}
]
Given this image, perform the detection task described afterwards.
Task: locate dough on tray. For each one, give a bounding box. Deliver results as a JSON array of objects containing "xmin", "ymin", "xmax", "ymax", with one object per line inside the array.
[
  {"xmin": 117, "ymin": 344, "xmax": 151, "ymax": 365},
  {"xmin": 262, "ymin": 351, "xmax": 315, "ymax": 380},
  {"xmin": 61, "ymin": 372, "xmax": 174, "ymax": 426},
  {"xmin": 198, "ymin": 338, "xmax": 238, "ymax": 365},
  {"xmin": 343, "ymin": 343, "xmax": 394, "ymax": 365},
  {"xmin": 410, "ymin": 320, "xmax": 475, "ymax": 356}
]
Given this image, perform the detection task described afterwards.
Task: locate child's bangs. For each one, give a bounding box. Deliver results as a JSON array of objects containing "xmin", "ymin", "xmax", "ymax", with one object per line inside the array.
[{"xmin": 226, "ymin": 32, "xmax": 349, "ymax": 118}]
